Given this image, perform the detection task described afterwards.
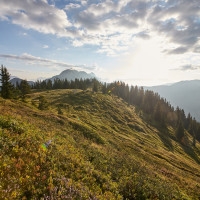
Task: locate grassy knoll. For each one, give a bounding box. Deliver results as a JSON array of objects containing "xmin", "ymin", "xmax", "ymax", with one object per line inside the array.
[{"xmin": 0, "ymin": 89, "xmax": 200, "ymax": 199}]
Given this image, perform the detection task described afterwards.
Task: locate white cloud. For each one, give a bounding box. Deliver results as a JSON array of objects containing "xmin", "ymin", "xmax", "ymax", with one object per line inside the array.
[
  {"xmin": 0, "ymin": 53, "xmax": 97, "ymax": 71},
  {"xmin": 43, "ymin": 45, "xmax": 49, "ymax": 49},
  {"xmin": 70, "ymin": 0, "xmax": 151, "ymax": 54},
  {"xmin": 0, "ymin": 0, "xmax": 73, "ymax": 37},
  {"xmin": 75, "ymin": 0, "xmax": 87, "ymax": 6},
  {"xmin": 148, "ymin": 0, "xmax": 200, "ymax": 53},
  {"xmin": 0, "ymin": 53, "xmax": 72, "ymax": 69},
  {"xmin": 85, "ymin": 0, "xmax": 117, "ymax": 17},
  {"xmin": 0, "ymin": 0, "xmax": 199, "ymax": 57},
  {"xmin": 72, "ymin": 40, "xmax": 84, "ymax": 47},
  {"xmin": 64, "ymin": 3, "xmax": 81, "ymax": 10},
  {"xmin": 176, "ymin": 64, "xmax": 200, "ymax": 71},
  {"xmin": 73, "ymin": 0, "xmax": 200, "ymax": 56}
]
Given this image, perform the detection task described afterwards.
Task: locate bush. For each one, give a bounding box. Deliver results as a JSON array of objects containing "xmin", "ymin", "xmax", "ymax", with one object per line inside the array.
[
  {"xmin": 38, "ymin": 95, "xmax": 48, "ymax": 110},
  {"xmin": 0, "ymin": 116, "xmax": 24, "ymax": 134}
]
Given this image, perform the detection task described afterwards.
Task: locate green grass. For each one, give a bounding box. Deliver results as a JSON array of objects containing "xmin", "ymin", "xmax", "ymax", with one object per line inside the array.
[{"xmin": 0, "ymin": 90, "xmax": 200, "ymax": 199}]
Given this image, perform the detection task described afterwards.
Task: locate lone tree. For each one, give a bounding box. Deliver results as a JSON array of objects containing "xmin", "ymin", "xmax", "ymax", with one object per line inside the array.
[{"xmin": 0, "ymin": 65, "xmax": 13, "ymax": 99}]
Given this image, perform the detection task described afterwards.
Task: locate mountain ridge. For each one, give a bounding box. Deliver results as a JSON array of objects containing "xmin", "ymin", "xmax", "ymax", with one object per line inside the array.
[
  {"xmin": 48, "ymin": 69, "xmax": 96, "ymax": 82},
  {"xmin": 7, "ymin": 69, "xmax": 97, "ymax": 86},
  {"xmin": 10, "ymin": 77, "xmax": 34, "ymax": 86},
  {"xmin": 144, "ymin": 79, "xmax": 200, "ymax": 121}
]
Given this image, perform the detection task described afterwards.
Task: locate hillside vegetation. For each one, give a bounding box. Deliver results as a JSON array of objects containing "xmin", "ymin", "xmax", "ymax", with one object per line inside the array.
[{"xmin": 1, "ymin": 89, "xmax": 200, "ymax": 199}]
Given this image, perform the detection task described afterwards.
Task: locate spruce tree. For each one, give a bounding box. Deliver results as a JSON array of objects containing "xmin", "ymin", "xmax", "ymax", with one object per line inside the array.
[
  {"xmin": 154, "ymin": 102, "xmax": 162, "ymax": 122},
  {"xmin": 92, "ymin": 79, "xmax": 99, "ymax": 92},
  {"xmin": 19, "ymin": 80, "xmax": 31, "ymax": 100},
  {"xmin": 38, "ymin": 95, "xmax": 48, "ymax": 110},
  {"xmin": 193, "ymin": 134, "xmax": 196, "ymax": 147},
  {"xmin": 176, "ymin": 121, "xmax": 185, "ymax": 141},
  {"xmin": 46, "ymin": 80, "xmax": 53, "ymax": 90},
  {"xmin": 189, "ymin": 119, "xmax": 197, "ymax": 146},
  {"xmin": 102, "ymin": 83, "xmax": 107, "ymax": 94},
  {"xmin": 196, "ymin": 126, "xmax": 200, "ymax": 142},
  {"xmin": 0, "ymin": 65, "xmax": 13, "ymax": 99}
]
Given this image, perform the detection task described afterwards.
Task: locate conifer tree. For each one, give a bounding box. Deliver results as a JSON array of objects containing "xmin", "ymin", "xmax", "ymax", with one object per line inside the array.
[
  {"xmin": 189, "ymin": 119, "xmax": 197, "ymax": 146},
  {"xmin": 176, "ymin": 121, "xmax": 185, "ymax": 141},
  {"xmin": 154, "ymin": 102, "xmax": 162, "ymax": 122},
  {"xmin": 137, "ymin": 87, "xmax": 144, "ymax": 106},
  {"xmin": 193, "ymin": 134, "xmax": 196, "ymax": 147},
  {"xmin": 0, "ymin": 65, "xmax": 13, "ymax": 99},
  {"xmin": 129, "ymin": 86, "xmax": 135, "ymax": 104},
  {"xmin": 102, "ymin": 83, "xmax": 107, "ymax": 94},
  {"xmin": 46, "ymin": 80, "xmax": 53, "ymax": 90},
  {"xmin": 186, "ymin": 113, "xmax": 192, "ymax": 130},
  {"xmin": 19, "ymin": 80, "xmax": 31, "ymax": 100},
  {"xmin": 92, "ymin": 79, "xmax": 99, "ymax": 92},
  {"xmin": 38, "ymin": 95, "xmax": 48, "ymax": 110},
  {"xmin": 196, "ymin": 126, "xmax": 200, "ymax": 142}
]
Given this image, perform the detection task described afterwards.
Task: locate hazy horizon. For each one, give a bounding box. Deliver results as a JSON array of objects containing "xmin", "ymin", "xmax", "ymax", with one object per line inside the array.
[
  {"xmin": 9, "ymin": 68, "xmax": 200, "ymax": 87},
  {"xmin": 0, "ymin": 0, "xmax": 200, "ymax": 85}
]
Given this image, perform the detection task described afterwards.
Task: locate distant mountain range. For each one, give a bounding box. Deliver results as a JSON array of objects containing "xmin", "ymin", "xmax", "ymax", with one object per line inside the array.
[
  {"xmin": 9, "ymin": 69, "xmax": 96, "ymax": 86},
  {"xmin": 10, "ymin": 78, "xmax": 34, "ymax": 86},
  {"xmin": 48, "ymin": 69, "xmax": 96, "ymax": 82},
  {"xmin": 145, "ymin": 80, "xmax": 200, "ymax": 121}
]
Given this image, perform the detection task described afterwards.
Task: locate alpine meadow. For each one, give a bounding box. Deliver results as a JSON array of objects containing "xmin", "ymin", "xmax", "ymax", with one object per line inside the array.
[
  {"xmin": 1, "ymin": 0, "xmax": 200, "ymax": 199},
  {"xmin": 1, "ymin": 66, "xmax": 200, "ymax": 199}
]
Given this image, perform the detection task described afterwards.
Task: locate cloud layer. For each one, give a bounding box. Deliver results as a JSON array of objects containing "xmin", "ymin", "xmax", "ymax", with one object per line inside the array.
[
  {"xmin": 176, "ymin": 64, "xmax": 200, "ymax": 71},
  {"xmin": 0, "ymin": 53, "xmax": 97, "ymax": 71},
  {"xmin": 0, "ymin": 0, "xmax": 200, "ymax": 56},
  {"xmin": 0, "ymin": 0, "xmax": 80, "ymax": 38}
]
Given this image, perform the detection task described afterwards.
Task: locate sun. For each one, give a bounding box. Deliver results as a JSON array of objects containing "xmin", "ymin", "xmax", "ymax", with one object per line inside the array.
[{"xmin": 119, "ymin": 36, "xmax": 173, "ymax": 85}]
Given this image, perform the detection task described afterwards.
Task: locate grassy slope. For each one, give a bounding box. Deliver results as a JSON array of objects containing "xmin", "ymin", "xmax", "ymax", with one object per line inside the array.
[{"xmin": 0, "ymin": 89, "xmax": 200, "ymax": 199}]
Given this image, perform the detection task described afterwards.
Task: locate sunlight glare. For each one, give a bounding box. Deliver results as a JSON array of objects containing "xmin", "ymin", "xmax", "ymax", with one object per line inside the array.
[{"xmin": 116, "ymin": 36, "xmax": 174, "ymax": 85}]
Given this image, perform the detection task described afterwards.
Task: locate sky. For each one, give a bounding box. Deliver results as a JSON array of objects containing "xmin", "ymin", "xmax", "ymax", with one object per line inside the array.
[{"xmin": 0, "ymin": 0, "xmax": 200, "ymax": 86}]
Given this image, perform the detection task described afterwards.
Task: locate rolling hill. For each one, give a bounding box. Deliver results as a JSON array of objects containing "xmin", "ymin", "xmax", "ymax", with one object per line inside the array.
[
  {"xmin": 145, "ymin": 80, "xmax": 200, "ymax": 121},
  {"xmin": 0, "ymin": 89, "xmax": 200, "ymax": 199}
]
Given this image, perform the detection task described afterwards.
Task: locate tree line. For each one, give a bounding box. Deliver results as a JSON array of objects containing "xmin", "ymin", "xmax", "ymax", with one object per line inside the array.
[
  {"xmin": 1, "ymin": 65, "xmax": 200, "ymax": 145},
  {"xmin": 0, "ymin": 65, "xmax": 31, "ymax": 100},
  {"xmin": 32, "ymin": 78, "xmax": 99, "ymax": 91},
  {"xmin": 103, "ymin": 81, "xmax": 200, "ymax": 145}
]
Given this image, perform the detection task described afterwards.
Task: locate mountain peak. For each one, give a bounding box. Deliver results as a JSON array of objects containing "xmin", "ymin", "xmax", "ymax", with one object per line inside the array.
[
  {"xmin": 59, "ymin": 68, "xmax": 76, "ymax": 74},
  {"xmin": 50, "ymin": 69, "xmax": 96, "ymax": 82},
  {"xmin": 9, "ymin": 77, "xmax": 34, "ymax": 86}
]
